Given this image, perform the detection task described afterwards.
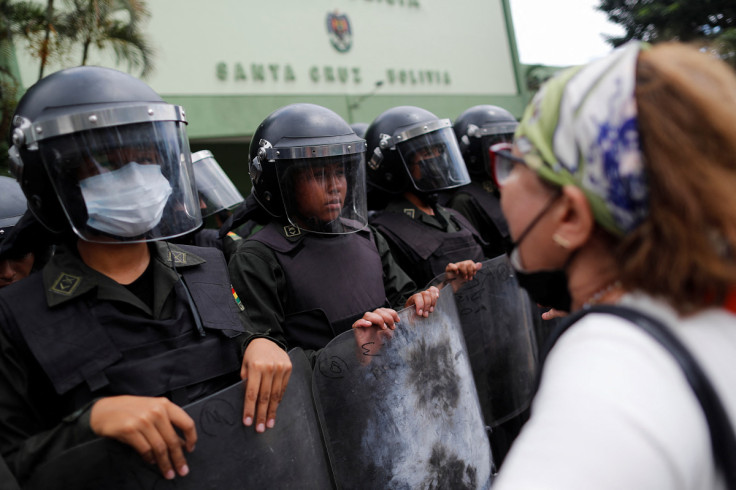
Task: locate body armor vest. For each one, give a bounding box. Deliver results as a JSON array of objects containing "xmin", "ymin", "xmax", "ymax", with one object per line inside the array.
[
  {"xmin": 453, "ymin": 183, "xmax": 509, "ymax": 238},
  {"xmin": 370, "ymin": 208, "xmax": 485, "ymax": 288},
  {"xmin": 0, "ymin": 244, "xmax": 245, "ymax": 413},
  {"xmin": 450, "ymin": 182, "xmax": 510, "ymax": 258},
  {"xmin": 249, "ymin": 222, "xmax": 387, "ymax": 350}
]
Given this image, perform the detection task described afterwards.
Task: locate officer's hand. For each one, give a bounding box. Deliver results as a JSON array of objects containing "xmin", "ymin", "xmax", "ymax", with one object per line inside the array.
[
  {"xmin": 542, "ymin": 308, "xmax": 568, "ymax": 320},
  {"xmin": 445, "ymin": 260, "xmax": 482, "ymax": 281},
  {"xmin": 352, "ymin": 320, "xmax": 395, "ymax": 365},
  {"xmin": 405, "ymin": 285, "xmax": 440, "ymax": 317},
  {"xmin": 353, "ymin": 307, "xmax": 401, "ymax": 330},
  {"xmin": 90, "ymin": 395, "xmax": 196, "ymax": 480},
  {"xmin": 241, "ymin": 338, "xmax": 292, "ymax": 433},
  {"xmin": 444, "ymin": 260, "xmax": 482, "ymax": 292}
]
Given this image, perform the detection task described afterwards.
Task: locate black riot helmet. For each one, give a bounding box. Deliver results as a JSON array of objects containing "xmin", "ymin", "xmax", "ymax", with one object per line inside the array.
[
  {"xmin": 364, "ymin": 105, "xmax": 470, "ymax": 196},
  {"xmin": 350, "ymin": 122, "xmax": 369, "ymax": 139},
  {"xmin": 8, "ymin": 66, "xmax": 201, "ymax": 243},
  {"xmin": 453, "ymin": 105, "xmax": 518, "ymax": 179},
  {"xmin": 0, "ymin": 176, "xmax": 27, "ymax": 246},
  {"xmin": 248, "ymin": 103, "xmax": 367, "ymax": 235}
]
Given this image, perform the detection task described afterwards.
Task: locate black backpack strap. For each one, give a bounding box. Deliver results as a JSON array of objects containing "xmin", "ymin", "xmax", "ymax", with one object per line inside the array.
[{"xmin": 538, "ymin": 304, "xmax": 736, "ymax": 489}]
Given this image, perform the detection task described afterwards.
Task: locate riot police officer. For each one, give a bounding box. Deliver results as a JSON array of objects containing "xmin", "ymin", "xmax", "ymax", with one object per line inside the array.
[
  {"xmin": 0, "ymin": 177, "xmax": 36, "ymax": 288},
  {"xmin": 0, "ymin": 176, "xmax": 26, "ymax": 234},
  {"xmin": 172, "ymin": 150, "xmax": 244, "ymax": 249},
  {"xmin": 447, "ymin": 104, "xmax": 518, "ymax": 258},
  {"xmin": 192, "ymin": 150, "xmax": 243, "ymax": 228},
  {"xmin": 226, "ymin": 103, "xmax": 439, "ymax": 355},
  {"xmin": 364, "ymin": 105, "xmax": 485, "ymax": 288},
  {"xmin": 0, "ymin": 66, "xmax": 289, "ymax": 484}
]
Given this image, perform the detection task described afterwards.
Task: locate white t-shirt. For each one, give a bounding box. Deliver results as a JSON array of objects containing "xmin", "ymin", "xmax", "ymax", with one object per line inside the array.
[{"xmin": 493, "ymin": 293, "xmax": 736, "ymax": 490}]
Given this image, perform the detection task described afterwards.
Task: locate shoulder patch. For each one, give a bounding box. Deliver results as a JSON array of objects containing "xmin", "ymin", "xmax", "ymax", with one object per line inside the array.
[
  {"xmin": 283, "ymin": 225, "xmax": 301, "ymax": 237},
  {"xmin": 49, "ymin": 273, "xmax": 82, "ymax": 296}
]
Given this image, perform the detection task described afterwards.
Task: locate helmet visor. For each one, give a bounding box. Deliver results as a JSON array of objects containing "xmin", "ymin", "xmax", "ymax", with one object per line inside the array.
[
  {"xmin": 276, "ymin": 152, "xmax": 367, "ymax": 235},
  {"xmin": 192, "ymin": 150, "xmax": 244, "ymax": 218},
  {"xmin": 0, "ymin": 177, "xmax": 26, "ymax": 230},
  {"xmin": 39, "ymin": 121, "xmax": 201, "ymax": 243},
  {"xmin": 397, "ymin": 127, "xmax": 470, "ymax": 192}
]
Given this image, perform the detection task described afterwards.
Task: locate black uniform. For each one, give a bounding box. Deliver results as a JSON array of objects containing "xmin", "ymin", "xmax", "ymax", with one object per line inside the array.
[
  {"xmin": 445, "ymin": 180, "xmax": 510, "ymax": 258},
  {"xmin": 228, "ymin": 222, "xmax": 416, "ymax": 352},
  {"xmin": 0, "ymin": 242, "xmax": 258, "ymax": 483},
  {"xmin": 369, "ymin": 197, "xmax": 486, "ymax": 288}
]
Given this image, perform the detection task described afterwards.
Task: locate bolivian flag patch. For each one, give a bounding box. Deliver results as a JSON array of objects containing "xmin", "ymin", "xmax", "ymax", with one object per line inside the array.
[{"xmin": 232, "ymin": 286, "xmax": 245, "ymax": 311}]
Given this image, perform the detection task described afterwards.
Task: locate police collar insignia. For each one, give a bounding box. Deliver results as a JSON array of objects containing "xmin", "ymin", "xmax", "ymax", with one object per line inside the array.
[
  {"xmin": 50, "ymin": 273, "xmax": 82, "ymax": 296},
  {"xmin": 167, "ymin": 250, "xmax": 187, "ymax": 265},
  {"xmin": 283, "ymin": 225, "xmax": 301, "ymax": 237}
]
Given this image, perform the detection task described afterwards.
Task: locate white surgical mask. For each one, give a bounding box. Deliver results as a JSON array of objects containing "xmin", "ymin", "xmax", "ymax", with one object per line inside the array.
[{"xmin": 80, "ymin": 162, "xmax": 173, "ymax": 238}]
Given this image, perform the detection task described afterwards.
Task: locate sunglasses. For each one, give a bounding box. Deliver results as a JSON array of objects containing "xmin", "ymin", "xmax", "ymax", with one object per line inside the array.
[{"xmin": 489, "ymin": 142, "xmax": 528, "ymax": 188}]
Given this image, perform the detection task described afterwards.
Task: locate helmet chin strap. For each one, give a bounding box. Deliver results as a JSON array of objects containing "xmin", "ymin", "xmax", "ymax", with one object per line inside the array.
[{"xmin": 166, "ymin": 242, "xmax": 205, "ymax": 337}]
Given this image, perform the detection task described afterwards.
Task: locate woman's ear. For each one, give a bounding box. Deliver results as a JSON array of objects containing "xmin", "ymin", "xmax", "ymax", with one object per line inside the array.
[{"xmin": 552, "ymin": 185, "xmax": 594, "ymax": 250}]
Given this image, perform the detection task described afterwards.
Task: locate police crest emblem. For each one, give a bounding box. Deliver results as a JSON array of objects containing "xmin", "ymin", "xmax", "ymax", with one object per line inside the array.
[{"xmin": 326, "ymin": 11, "xmax": 352, "ymax": 53}]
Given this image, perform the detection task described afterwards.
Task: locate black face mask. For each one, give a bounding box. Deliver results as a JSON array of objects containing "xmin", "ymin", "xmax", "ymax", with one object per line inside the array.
[
  {"xmin": 512, "ymin": 260, "xmax": 572, "ymax": 312},
  {"xmin": 507, "ymin": 191, "xmax": 573, "ymax": 312}
]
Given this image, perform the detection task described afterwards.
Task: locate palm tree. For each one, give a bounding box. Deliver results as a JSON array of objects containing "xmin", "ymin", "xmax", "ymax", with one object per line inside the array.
[
  {"xmin": 38, "ymin": 0, "xmax": 54, "ymax": 79},
  {"xmin": 0, "ymin": 1, "xmax": 47, "ymax": 44},
  {"xmin": 0, "ymin": 0, "xmax": 46, "ymax": 170},
  {"xmin": 1, "ymin": 0, "xmax": 47, "ymax": 76},
  {"xmin": 0, "ymin": 0, "xmax": 155, "ymax": 170},
  {"xmin": 59, "ymin": 0, "xmax": 154, "ymax": 77},
  {"xmin": 3, "ymin": 0, "xmax": 73, "ymax": 81}
]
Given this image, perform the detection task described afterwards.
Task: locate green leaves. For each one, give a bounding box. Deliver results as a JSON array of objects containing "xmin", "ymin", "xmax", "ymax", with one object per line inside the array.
[{"xmin": 597, "ymin": 0, "xmax": 736, "ymax": 67}]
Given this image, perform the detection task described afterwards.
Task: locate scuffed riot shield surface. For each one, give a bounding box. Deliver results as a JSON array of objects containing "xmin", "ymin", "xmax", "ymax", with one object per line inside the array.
[
  {"xmin": 434, "ymin": 255, "xmax": 538, "ymax": 466},
  {"xmin": 313, "ymin": 286, "xmax": 493, "ymax": 490},
  {"xmin": 25, "ymin": 349, "xmax": 333, "ymax": 490}
]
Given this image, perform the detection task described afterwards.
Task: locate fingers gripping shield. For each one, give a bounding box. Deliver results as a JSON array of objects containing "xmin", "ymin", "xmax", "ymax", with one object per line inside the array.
[
  {"xmin": 21, "ymin": 291, "xmax": 497, "ymax": 488},
  {"xmin": 314, "ymin": 287, "xmax": 493, "ymax": 488},
  {"xmin": 24, "ymin": 350, "xmax": 334, "ymax": 489}
]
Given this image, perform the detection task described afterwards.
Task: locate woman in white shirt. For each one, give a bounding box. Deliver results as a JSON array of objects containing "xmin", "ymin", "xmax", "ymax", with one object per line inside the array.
[{"xmin": 490, "ymin": 41, "xmax": 736, "ymax": 489}]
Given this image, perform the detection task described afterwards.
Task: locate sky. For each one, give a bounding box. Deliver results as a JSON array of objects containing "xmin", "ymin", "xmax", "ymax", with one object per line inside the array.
[{"xmin": 508, "ymin": 0, "xmax": 627, "ymax": 66}]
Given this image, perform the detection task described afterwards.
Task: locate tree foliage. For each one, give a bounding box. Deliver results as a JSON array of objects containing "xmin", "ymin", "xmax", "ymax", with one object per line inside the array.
[
  {"xmin": 3, "ymin": 0, "xmax": 154, "ymax": 81},
  {"xmin": 0, "ymin": 0, "xmax": 47, "ymax": 41},
  {"xmin": 57, "ymin": 0, "xmax": 154, "ymax": 77},
  {"xmin": 0, "ymin": 0, "xmax": 154, "ymax": 170},
  {"xmin": 598, "ymin": 0, "xmax": 736, "ymax": 67},
  {"xmin": 0, "ymin": 1, "xmax": 46, "ymax": 170}
]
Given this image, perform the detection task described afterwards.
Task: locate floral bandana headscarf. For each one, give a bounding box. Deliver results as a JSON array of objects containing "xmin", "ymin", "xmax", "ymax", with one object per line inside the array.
[{"xmin": 515, "ymin": 41, "xmax": 649, "ymax": 236}]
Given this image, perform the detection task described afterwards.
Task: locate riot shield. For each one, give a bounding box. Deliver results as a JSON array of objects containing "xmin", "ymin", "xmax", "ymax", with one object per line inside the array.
[
  {"xmin": 1, "ymin": 453, "xmax": 20, "ymax": 490},
  {"xmin": 313, "ymin": 286, "xmax": 493, "ymax": 490},
  {"xmin": 24, "ymin": 349, "xmax": 334, "ymax": 490},
  {"xmin": 433, "ymin": 254, "xmax": 539, "ymax": 467}
]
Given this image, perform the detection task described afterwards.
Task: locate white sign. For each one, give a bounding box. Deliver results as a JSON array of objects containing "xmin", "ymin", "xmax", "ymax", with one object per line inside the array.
[{"xmin": 16, "ymin": 0, "xmax": 519, "ymax": 97}]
